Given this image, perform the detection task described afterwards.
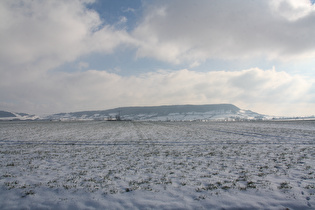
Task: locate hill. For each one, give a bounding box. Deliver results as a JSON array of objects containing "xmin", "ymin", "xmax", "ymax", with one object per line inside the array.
[
  {"xmin": 0, "ymin": 111, "xmax": 16, "ymax": 118},
  {"xmin": 46, "ymin": 104, "xmax": 267, "ymax": 121},
  {"xmin": 0, "ymin": 111, "xmax": 38, "ymax": 121}
]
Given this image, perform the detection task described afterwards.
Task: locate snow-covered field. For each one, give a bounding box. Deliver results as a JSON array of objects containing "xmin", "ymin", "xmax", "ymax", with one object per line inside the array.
[{"xmin": 0, "ymin": 120, "xmax": 314, "ymax": 209}]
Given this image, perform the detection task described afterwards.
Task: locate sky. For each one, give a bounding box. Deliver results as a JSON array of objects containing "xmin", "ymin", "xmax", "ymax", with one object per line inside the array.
[{"xmin": 1, "ymin": 0, "xmax": 315, "ymax": 117}]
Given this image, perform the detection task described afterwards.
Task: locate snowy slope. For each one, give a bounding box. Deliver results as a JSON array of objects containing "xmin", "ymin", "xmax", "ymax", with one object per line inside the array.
[
  {"xmin": 0, "ymin": 111, "xmax": 39, "ymax": 121},
  {"xmin": 0, "ymin": 120, "xmax": 314, "ymax": 209},
  {"xmin": 46, "ymin": 104, "xmax": 268, "ymax": 121}
]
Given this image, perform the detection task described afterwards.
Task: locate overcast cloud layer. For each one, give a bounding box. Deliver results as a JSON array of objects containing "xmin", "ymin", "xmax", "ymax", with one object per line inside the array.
[{"xmin": 1, "ymin": 0, "xmax": 315, "ymax": 116}]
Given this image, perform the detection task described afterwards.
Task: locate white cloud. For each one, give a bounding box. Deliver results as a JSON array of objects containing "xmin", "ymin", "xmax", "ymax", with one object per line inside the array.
[
  {"xmin": 269, "ymin": 0, "xmax": 315, "ymax": 21},
  {"xmin": 2, "ymin": 0, "xmax": 315, "ymax": 71},
  {"xmin": 0, "ymin": 0, "xmax": 136, "ymax": 114},
  {"xmin": 78, "ymin": 62, "xmax": 89, "ymax": 70},
  {"xmin": 132, "ymin": 0, "xmax": 315, "ymax": 64},
  {"xmin": 0, "ymin": 0, "xmax": 132, "ymax": 76},
  {"xmin": 119, "ymin": 16, "xmax": 127, "ymax": 24},
  {"xmin": 1, "ymin": 0, "xmax": 314, "ymax": 117},
  {"xmin": 1, "ymin": 68, "xmax": 313, "ymax": 116}
]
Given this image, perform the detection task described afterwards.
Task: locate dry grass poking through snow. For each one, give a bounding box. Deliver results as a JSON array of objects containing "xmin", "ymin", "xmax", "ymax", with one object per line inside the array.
[{"xmin": 0, "ymin": 121, "xmax": 314, "ymax": 209}]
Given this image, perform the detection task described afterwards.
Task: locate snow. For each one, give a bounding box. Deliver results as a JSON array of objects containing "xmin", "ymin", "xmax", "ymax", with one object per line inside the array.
[
  {"xmin": 46, "ymin": 109, "xmax": 266, "ymax": 121},
  {"xmin": 0, "ymin": 120, "xmax": 314, "ymax": 209},
  {"xmin": 0, "ymin": 112, "xmax": 39, "ymax": 121},
  {"xmin": 44, "ymin": 104, "xmax": 267, "ymax": 121}
]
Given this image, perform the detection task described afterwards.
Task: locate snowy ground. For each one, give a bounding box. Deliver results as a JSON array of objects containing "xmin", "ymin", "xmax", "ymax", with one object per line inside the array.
[{"xmin": 0, "ymin": 120, "xmax": 314, "ymax": 209}]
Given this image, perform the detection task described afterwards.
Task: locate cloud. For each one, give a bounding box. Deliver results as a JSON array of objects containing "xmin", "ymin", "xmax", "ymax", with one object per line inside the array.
[
  {"xmin": 1, "ymin": 68, "xmax": 313, "ymax": 116},
  {"xmin": 78, "ymin": 62, "xmax": 89, "ymax": 70},
  {"xmin": 269, "ymin": 0, "xmax": 315, "ymax": 21},
  {"xmin": 2, "ymin": 0, "xmax": 315, "ymax": 72},
  {"xmin": 0, "ymin": 0, "xmax": 314, "ymax": 117},
  {"xmin": 132, "ymin": 0, "xmax": 315, "ymax": 64},
  {"xmin": 0, "ymin": 0, "xmax": 132, "ymax": 75}
]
